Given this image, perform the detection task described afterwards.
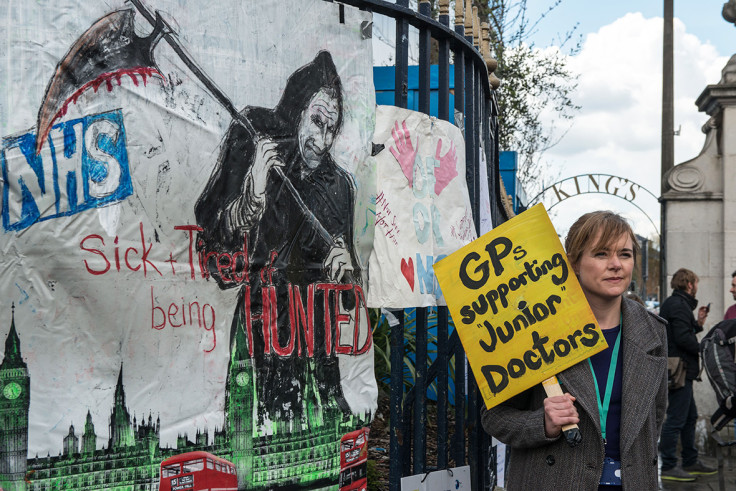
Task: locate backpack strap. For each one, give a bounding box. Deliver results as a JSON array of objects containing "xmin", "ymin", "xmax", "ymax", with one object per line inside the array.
[
  {"xmin": 714, "ymin": 335, "xmax": 736, "ymax": 360},
  {"xmin": 717, "ymin": 336, "xmax": 736, "ymax": 346}
]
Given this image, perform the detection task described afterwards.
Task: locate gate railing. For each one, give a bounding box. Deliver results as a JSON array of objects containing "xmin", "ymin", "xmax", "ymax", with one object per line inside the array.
[{"xmin": 336, "ymin": 1, "xmax": 510, "ymax": 489}]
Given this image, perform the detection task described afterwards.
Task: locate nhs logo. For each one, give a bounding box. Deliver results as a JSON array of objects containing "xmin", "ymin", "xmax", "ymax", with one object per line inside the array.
[{"xmin": 1, "ymin": 109, "xmax": 132, "ymax": 232}]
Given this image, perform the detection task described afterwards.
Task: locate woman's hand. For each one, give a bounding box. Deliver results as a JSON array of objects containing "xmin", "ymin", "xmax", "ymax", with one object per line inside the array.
[{"xmin": 543, "ymin": 393, "xmax": 579, "ymax": 438}]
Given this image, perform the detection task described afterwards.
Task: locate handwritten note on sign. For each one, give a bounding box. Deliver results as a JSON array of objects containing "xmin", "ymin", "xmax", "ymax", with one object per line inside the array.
[{"xmin": 433, "ymin": 204, "xmax": 606, "ymax": 408}]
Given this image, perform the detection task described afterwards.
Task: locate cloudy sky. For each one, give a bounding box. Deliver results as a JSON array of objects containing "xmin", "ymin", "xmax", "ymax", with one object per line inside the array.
[
  {"xmin": 525, "ymin": 1, "xmax": 732, "ymax": 239},
  {"xmin": 374, "ymin": 1, "xmax": 734, "ymax": 240}
]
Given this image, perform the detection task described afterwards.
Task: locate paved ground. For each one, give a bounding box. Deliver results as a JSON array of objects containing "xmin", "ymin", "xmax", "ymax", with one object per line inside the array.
[
  {"xmin": 491, "ymin": 450, "xmax": 736, "ymax": 490},
  {"xmin": 660, "ymin": 454, "xmax": 736, "ymax": 491}
]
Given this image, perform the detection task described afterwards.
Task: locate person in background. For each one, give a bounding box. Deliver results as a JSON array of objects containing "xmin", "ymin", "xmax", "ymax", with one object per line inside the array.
[
  {"xmin": 482, "ymin": 211, "xmax": 667, "ymax": 490},
  {"xmin": 623, "ymin": 290, "xmax": 645, "ymax": 306},
  {"xmin": 724, "ymin": 271, "xmax": 736, "ymax": 320},
  {"xmin": 658, "ymin": 268, "xmax": 716, "ymax": 481}
]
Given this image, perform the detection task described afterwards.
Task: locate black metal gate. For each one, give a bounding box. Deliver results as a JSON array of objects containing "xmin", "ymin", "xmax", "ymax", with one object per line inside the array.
[{"xmin": 336, "ymin": 0, "xmax": 508, "ymax": 489}]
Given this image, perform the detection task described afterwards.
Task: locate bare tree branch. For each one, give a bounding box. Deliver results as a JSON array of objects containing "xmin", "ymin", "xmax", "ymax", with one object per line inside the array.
[{"xmin": 474, "ymin": 0, "xmax": 581, "ymax": 196}]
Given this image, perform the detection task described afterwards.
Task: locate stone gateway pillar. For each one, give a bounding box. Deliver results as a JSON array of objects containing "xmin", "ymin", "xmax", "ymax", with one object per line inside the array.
[{"xmin": 661, "ymin": 55, "xmax": 736, "ymax": 423}]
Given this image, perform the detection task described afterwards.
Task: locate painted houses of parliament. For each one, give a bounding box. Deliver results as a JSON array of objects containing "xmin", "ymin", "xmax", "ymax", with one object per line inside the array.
[{"xmin": 0, "ymin": 306, "xmax": 370, "ymax": 490}]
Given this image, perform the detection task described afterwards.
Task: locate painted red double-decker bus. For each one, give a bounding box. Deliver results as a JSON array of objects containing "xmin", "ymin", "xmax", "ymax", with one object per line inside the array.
[
  {"xmin": 339, "ymin": 428, "xmax": 369, "ymax": 491},
  {"xmin": 158, "ymin": 451, "xmax": 237, "ymax": 491}
]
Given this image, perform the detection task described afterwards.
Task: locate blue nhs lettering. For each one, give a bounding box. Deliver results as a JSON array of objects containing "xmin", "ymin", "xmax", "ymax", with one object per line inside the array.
[
  {"xmin": 1, "ymin": 110, "xmax": 132, "ymax": 231},
  {"xmin": 416, "ymin": 253, "xmax": 446, "ymax": 298}
]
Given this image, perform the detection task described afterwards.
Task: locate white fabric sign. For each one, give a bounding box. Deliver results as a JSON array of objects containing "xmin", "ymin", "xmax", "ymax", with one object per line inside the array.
[
  {"xmin": 0, "ymin": 1, "xmax": 376, "ymax": 489},
  {"xmin": 400, "ymin": 465, "xmax": 471, "ymax": 491},
  {"xmin": 367, "ymin": 106, "xmax": 477, "ymax": 307},
  {"xmin": 479, "ymin": 145, "xmax": 494, "ymax": 234}
]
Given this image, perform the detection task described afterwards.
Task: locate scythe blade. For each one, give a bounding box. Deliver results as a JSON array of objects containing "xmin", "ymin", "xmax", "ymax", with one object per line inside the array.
[
  {"xmin": 35, "ymin": 0, "xmax": 336, "ymax": 249},
  {"xmin": 35, "ymin": 8, "xmax": 167, "ymax": 155}
]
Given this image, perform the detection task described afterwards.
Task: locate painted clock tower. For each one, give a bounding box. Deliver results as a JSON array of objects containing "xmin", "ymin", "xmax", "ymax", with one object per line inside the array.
[
  {"xmin": 0, "ymin": 304, "xmax": 30, "ymax": 491},
  {"xmin": 224, "ymin": 314, "xmax": 256, "ymax": 489}
]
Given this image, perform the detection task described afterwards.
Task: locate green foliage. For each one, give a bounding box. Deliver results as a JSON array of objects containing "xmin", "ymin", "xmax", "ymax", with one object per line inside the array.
[
  {"xmin": 366, "ymin": 459, "xmax": 381, "ymax": 491},
  {"xmin": 476, "ymin": 0, "xmax": 581, "ymax": 196},
  {"xmin": 370, "ymin": 307, "xmax": 392, "ymax": 394}
]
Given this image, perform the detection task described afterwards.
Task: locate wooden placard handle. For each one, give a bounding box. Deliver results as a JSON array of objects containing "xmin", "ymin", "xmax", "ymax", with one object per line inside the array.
[{"xmin": 542, "ymin": 376, "xmax": 582, "ymax": 448}]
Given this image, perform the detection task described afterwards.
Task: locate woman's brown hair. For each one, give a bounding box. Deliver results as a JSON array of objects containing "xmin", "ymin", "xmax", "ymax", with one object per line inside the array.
[{"xmin": 565, "ymin": 211, "xmax": 640, "ymax": 268}]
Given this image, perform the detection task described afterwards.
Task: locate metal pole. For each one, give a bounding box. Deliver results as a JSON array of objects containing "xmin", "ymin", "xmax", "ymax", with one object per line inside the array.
[
  {"xmin": 641, "ymin": 237, "xmax": 649, "ymax": 300},
  {"xmin": 452, "ymin": 1, "xmax": 467, "ymax": 468},
  {"xmin": 389, "ymin": 310, "xmax": 405, "ymax": 491},
  {"xmin": 662, "ymin": 0, "xmax": 674, "ymax": 178},
  {"xmin": 391, "ymin": 3, "xmax": 409, "ymax": 486},
  {"xmin": 661, "ymin": 0, "xmax": 673, "ymax": 300}
]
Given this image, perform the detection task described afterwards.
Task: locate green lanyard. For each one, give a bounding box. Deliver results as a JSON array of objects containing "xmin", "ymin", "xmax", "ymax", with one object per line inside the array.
[{"xmin": 586, "ymin": 314, "xmax": 622, "ymax": 443}]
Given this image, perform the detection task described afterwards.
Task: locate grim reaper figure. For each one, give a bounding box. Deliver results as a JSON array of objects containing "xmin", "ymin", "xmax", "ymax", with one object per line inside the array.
[{"xmin": 195, "ymin": 51, "xmax": 362, "ymax": 422}]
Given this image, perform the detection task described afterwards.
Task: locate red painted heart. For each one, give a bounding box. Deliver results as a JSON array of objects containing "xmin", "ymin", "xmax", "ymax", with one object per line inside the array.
[{"xmin": 400, "ymin": 257, "xmax": 415, "ymax": 291}]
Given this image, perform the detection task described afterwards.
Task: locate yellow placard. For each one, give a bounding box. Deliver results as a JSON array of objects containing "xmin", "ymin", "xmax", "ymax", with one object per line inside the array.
[{"xmin": 433, "ymin": 204, "xmax": 606, "ymax": 409}]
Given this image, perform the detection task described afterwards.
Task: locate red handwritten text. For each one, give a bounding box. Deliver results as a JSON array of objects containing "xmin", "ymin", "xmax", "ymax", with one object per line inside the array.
[
  {"xmin": 242, "ymin": 282, "xmax": 372, "ymax": 359},
  {"xmin": 375, "ymin": 191, "xmax": 400, "ymax": 246},
  {"xmin": 151, "ymin": 285, "xmax": 216, "ymax": 352},
  {"xmin": 80, "ymin": 222, "xmax": 162, "ymax": 277}
]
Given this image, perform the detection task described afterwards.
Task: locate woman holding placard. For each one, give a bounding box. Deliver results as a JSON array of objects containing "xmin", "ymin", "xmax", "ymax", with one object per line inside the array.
[{"xmin": 481, "ymin": 211, "xmax": 667, "ymax": 490}]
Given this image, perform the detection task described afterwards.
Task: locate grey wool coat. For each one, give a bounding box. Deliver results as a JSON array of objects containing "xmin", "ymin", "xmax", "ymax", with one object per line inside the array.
[{"xmin": 481, "ymin": 297, "xmax": 668, "ymax": 490}]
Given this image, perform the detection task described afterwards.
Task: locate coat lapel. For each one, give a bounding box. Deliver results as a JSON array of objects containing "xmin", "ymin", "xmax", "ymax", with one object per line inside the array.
[
  {"xmin": 619, "ymin": 298, "xmax": 664, "ymax": 455},
  {"xmin": 557, "ymin": 298, "xmax": 664, "ymax": 454}
]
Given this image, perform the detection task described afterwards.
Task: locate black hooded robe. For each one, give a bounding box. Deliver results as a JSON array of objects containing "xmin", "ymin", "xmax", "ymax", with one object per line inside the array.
[{"xmin": 195, "ymin": 51, "xmax": 360, "ymax": 421}]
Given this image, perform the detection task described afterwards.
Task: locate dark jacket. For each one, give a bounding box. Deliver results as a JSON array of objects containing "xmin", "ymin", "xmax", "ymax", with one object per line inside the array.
[
  {"xmin": 659, "ymin": 289, "xmax": 702, "ymax": 380},
  {"xmin": 481, "ymin": 298, "xmax": 668, "ymax": 490}
]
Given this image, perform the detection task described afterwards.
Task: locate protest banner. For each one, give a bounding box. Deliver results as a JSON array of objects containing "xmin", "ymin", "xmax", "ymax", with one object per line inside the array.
[
  {"xmin": 0, "ymin": 1, "xmax": 376, "ymax": 489},
  {"xmin": 433, "ymin": 203, "xmax": 606, "ymax": 409},
  {"xmin": 400, "ymin": 465, "xmax": 471, "ymax": 491},
  {"xmin": 367, "ymin": 106, "xmax": 476, "ymax": 308}
]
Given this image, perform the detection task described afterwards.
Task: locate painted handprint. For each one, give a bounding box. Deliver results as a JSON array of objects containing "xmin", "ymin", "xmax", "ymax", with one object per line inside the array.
[
  {"xmin": 389, "ymin": 120, "xmax": 418, "ymax": 187},
  {"xmin": 434, "ymin": 138, "xmax": 458, "ymax": 195}
]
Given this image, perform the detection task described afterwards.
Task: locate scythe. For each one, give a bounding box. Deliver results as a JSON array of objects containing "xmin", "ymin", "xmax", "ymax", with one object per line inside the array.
[
  {"xmin": 35, "ymin": 0, "xmax": 336, "ymax": 249},
  {"xmin": 34, "ymin": 7, "xmax": 168, "ymax": 156}
]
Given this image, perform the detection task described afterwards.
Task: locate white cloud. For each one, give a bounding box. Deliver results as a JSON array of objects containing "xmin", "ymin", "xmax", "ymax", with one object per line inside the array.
[{"xmin": 533, "ymin": 12, "xmax": 729, "ymax": 239}]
